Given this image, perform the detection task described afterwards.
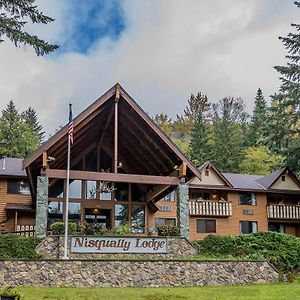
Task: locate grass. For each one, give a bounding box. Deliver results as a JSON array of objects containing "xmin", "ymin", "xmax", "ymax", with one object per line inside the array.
[{"xmin": 18, "ymin": 283, "xmax": 300, "ymax": 300}]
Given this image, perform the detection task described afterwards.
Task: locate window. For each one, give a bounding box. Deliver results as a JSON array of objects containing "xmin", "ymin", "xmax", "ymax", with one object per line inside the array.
[
  {"xmin": 205, "ymin": 169, "xmax": 209, "ymax": 176},
  {"xmin": 7, "ymin": 179, "xmax": 30, "ymax": 195},
  {"xmin": 196, "ymin": 219, "xmax": 216, "ymax": 233},
  {"xmin": 48, "ymin": 201, "xmax": 63, "ymax": 227},
  {"xmin": 131, "ymin": 205, "xmax": 145, "ymax": 233},
  {"xmin": 114, "ymin": 183, "xmax": 128, "ymax": 201},
  {"xmin": 115, "ymin": 204, "xmax": 128, "ymax": 226},
  {"xmin": 281, "ymin": 175, "xmax": 286, "ymax": 182},
  {"xmin": 69, "ymin": 180, "xmax": 82, "ymax": 199},
  {"xmin": 190, "ymin": 191, "xmax": 210, "ymax": 201},
  {"xmin": 239, "ymin": 193, "xmax": 256, "ymax": 205},
  {"xmin": 268, "ymin": 223, "xmax": 285, "ymax": 233},
  {"xmin": 85, "ymin": 181, "xmax": 96, "ymax": 199},
  {"xmin": 240, "ymin": 221, "xmax": 257, "ymax": 234},
  {"xmin": 155, "ymin": 218, "xmax": 176, "ymax": 228},
  {"xmin": 48, "ymin": 179, "xmax": 64, "ymax": 198},
  {"xmin": 160, "ymin": 191, "xmax": 176, "ymax": 202}
]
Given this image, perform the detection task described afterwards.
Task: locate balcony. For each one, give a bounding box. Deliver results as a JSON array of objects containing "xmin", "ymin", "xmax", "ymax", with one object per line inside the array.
[
  {"xmin": 267, "ymin": 205, "xmax": 300, "ymax": 220},
  {"xmin": 189, "ymin": 200, "xmax": 232, "ymax": 217}
]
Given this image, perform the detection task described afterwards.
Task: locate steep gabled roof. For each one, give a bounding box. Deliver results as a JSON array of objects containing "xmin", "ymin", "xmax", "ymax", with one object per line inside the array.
[
  {"xmin": 256, "ymin": 167, "xmax": 300, "ymax": 190},
  {"xmin": 23, "ymin": 83, "xmax": 201, "ymax": 180},
  {"xmin": 256, "ymin": 167, "xmax": 287, "ymax": 189},
  {"xmin": 189, "ymin": 161, "xmax": 233, "ymax": 187}
]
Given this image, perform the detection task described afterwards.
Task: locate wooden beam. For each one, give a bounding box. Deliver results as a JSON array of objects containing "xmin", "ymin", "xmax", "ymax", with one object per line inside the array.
[
  {"xmin": 23, "ymin": 89, "xmax": 114, "ymax": 169},
  {"xmin": 42, "ymin": 151, "xmax": 48, "ymax": 169},
  {"xmin": 45, "ymin": 169, "xmax": 180, "ymax": 185},
  {"xmin": 114, "ymin": 85, "xmax": 119, "ymax": 173},
  {"xmin": 179, "ymin": 163, "xmax": 187, "ymax": 178},
  {"xmin": 25, "ymin": 166, "xmax": 36, "ymax": 199},
  {"xmin": 146, "ymin": 185, "xmax": 170, "ymax": 202},
  {"xmin": 97, "ymin": 107, "xmax": 114, "ymax": 147}
]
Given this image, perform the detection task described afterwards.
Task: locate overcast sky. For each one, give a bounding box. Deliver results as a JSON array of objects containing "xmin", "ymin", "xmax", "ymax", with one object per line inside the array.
[{"xmin": 0, "ymin": 0, "xmax": 298, "ymax": 136}]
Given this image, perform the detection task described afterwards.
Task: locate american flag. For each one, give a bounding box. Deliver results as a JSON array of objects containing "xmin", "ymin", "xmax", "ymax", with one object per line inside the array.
[{"xmin": 68, "ymin": 103, "xmax": 74, "ymax": 144}]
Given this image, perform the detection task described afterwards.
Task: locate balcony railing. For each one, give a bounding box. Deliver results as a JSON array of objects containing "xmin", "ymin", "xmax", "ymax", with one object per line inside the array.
[
  {"xmin": 267, "ymin": 205, "xmax": 300, "ymax": 220},
  {"xmin": 189, "ymin": 200, "xmax": 232, "ymax": 217}
]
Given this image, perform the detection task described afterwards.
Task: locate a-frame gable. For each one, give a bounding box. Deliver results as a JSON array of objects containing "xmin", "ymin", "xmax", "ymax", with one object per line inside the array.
[
  {"xmin": 270, "ymin": 168, "xmax": 300, "ymax": 191},
  {"xmin": 23, "ymin": 83, "xmax": 201, "ymax": 181},
  {"xmin": 188, "ymin": 161, "xmax": 232, "ymax": 187}
]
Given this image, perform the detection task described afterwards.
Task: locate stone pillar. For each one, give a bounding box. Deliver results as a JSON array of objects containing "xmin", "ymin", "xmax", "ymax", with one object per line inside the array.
[
  {"xmin": 35, "ymin": 176, "xmax": 48, "ymax": 238},
  {"xmin": 176, "ymin": 184, "xmax": 189, "ymax": 239}
]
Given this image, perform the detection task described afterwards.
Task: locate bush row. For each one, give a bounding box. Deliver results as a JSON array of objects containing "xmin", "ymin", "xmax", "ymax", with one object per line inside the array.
[
  {"xmin": 0, "ymin": 234, "xmax": 41, "ymax": 259},
  {"xmin": 194, "ymin": 232, "xmax": 300, "ymax": 271},
  {"xmin": 50, "ymin": 222, "xmax": 180, "ymax": 237}
]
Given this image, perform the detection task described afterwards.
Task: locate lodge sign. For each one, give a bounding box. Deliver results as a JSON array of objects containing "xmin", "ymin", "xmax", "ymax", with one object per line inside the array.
[{"xmin": 70, "ymin": 237, "xmax": 168, "ymax": 253}]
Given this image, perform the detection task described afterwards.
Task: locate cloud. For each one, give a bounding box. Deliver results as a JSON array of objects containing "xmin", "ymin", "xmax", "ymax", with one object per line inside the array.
[{"xmin": 0, "ymin": 0, "xmax": 298, "ymax": 136}]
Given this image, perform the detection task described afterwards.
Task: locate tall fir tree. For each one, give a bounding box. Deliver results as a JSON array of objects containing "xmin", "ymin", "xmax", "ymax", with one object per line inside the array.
[
  {"xmin": 22, "ymin": 106, "xmax": 45, "ymax": 142},
  {"xmin": 210, "ymin": 97, "xmax": 248, "ymax": 172},
  {"xmin": 0, "ymin": 0, "xmax": 59, "ymax": 55},
  {"xmin": 246, "ymin": 88, "xmax": 268, "ymax": 146},
  {"xmin": 266, "ymin": 1, "xmax": 300, "ymax": 173},
  {"xmin": 188, "ymin": 93, "xmax": 211, "ymax": 164},
  {"xmin": 0, "ymin": 101, "xmax": 40, "ymax": 158}
]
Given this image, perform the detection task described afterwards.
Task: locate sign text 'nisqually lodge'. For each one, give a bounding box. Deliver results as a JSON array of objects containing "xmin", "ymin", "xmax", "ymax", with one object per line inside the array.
[{"xmin": 70, "ymin": 237, "xmax": 168, "ymax": 254}]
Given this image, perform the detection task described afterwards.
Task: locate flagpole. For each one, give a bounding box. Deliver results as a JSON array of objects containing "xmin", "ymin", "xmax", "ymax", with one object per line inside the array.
[{"xmin": 62, "ymin": 105, "xmax": 72, "ymax": 260}]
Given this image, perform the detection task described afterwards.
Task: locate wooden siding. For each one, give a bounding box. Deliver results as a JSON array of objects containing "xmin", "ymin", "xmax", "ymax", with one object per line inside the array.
[
  {"xmin": 189, "ymin": 192, "xmax": 268, "ymax": 240},
  {"xmin": 148, "ymin": 200, "xmax": 177, "ymax": 228},
  {"xmin": 0, "ymin": 179, "xmax": 34, "ymax": 232}
]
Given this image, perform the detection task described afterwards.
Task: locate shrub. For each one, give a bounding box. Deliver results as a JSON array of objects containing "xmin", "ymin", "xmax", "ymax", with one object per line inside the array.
[
  {"xmin": 0, "ymin": 287, "xmax": 24, "ymax": 300},
  {"xmin": 157, "ymin": 225, "xmax": 180, "ymax": 236},
  {"xmin": 0, "ymin": 234, "xmax": 41, "ymax": 259},
  {"xmin": 110, "ymin": 224, "xmax": 131, "ymax": 236},
  {"xmin": 80, "ymin": 222, "xmax": 108, "ymax": 236},
  {"xmin": 194, "ymin": 232, "xmax": 300, "ymax": 272},
  {"xmin": 50, "ymin": 222, "xmax": 76, "ymax": 235}
]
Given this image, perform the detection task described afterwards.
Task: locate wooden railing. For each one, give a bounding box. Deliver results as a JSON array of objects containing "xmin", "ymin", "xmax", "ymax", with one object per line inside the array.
[
  {"xmin": 15, "ymin": 225, "xmax": 35, "ymax": 236},
  {"xmin": 189, "ymin": 200, "xmax": 232, "ymax": 217},
  {"xmin": 267, "ymin": 205, "xmax": 300, "ymax": 220}
]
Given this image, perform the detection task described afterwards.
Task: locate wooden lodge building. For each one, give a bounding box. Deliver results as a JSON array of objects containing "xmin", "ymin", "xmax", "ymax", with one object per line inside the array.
[{"xmin": 1, "ymin": 84, "xmax": 300, "ymax": 240}]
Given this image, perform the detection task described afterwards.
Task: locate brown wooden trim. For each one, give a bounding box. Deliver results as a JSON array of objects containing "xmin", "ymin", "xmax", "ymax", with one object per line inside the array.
[
  {"xmin": 25, "ymin": 166, "xmax": 36, "ymax": 199},
  {"xmin": 23, "ymin": 86, "xmax": 116, "ymax": 169},
  {"xmin": 146, "ymin": 185, "xmax": 170, "ymax": 202},
  {"xmin": 120, "ymin": 87, "xmax": 202, "ymax": 179},
  {"xmin": 45, "ymin": 169, "xmax": 180, "ymax": 185},
  {"xmin": 114, "ymin": 94, "xmax": 118, "ymax": 173}
]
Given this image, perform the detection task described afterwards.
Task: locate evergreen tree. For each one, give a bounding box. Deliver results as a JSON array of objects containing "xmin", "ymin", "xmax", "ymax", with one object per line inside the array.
[
  {"xmin": 0, "ymin": 101, "xmax": 40, "ymax": 158},
  {"xmin": 266, "ymin": 1, "xmax": 300, "ymax": 173},
  {"xmin": 210, "ymin": 97, "xmax": 248, "ymax": 172},
  {"xmin": 188, "ymin": 93, "xmax": 211, "ymax": 164},
  {"xmin": 22, "ymin": 106, "xmax": 44, "ymax": 142},
  {"xmin": 0, "ymin": 0, "xmax": 59, "ymax": 55},
  {"xmin": 246, "ymin": 88, "xmax": 268, "ymax": 146}
]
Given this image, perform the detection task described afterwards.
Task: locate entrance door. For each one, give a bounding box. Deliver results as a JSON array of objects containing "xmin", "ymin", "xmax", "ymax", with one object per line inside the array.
[{"xmin": 84, "ymin": 208, "xmax": 111, "ymax": 229}]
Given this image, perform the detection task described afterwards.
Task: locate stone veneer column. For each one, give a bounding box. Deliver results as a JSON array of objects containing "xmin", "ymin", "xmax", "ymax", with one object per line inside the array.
[
  {"xmin": 35, "ymin": 176, "xmax": 49, "ymax": 238},
  {"xmin": 176, "ymin": 184, "xmax": 189, "ymax": 239}
]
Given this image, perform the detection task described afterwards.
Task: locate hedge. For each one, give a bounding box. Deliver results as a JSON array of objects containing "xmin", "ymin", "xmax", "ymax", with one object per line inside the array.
[
  {"xmin": 0, "ymin": 234, "xmax": 41, "ymax": 259},
  {"xmin": 194, "ymin": 232, "xmax": 300, "ymax": 271}
]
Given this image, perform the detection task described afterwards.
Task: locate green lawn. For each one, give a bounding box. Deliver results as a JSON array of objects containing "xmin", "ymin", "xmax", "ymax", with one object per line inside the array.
[{"xmin": 18, "ymin": 283, "xmax": 300, "ymax": 300}]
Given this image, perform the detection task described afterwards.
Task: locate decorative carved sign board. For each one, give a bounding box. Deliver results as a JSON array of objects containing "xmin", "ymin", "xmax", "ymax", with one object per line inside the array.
[{"xmin": 70, "ymin": 237, "xmax": 168, "ymax": 254}]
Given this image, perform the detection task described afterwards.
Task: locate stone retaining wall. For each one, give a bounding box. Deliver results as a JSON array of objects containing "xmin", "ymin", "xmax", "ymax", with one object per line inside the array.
[
  {"xmin": 0, "ymin": 260, "xmax": 278, "ymax": 287},
  {"xmin": 36, "ymin": 236, "xmax": 197, "ymax": 259}
]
